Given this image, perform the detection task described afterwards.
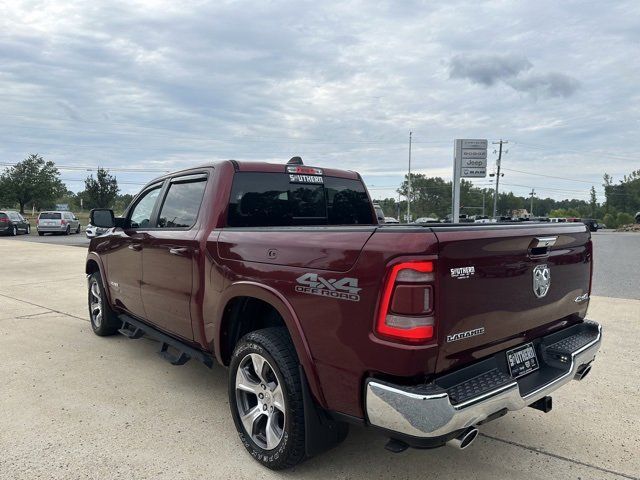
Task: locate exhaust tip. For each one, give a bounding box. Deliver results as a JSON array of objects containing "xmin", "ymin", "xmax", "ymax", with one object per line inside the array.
[
  {"xmin": 447, "ymin": 427, "xmax": 479, "ymax": 450},
  {"xmin": 575, "ymin": 363, "xmax": 592, "ymax": 381}
]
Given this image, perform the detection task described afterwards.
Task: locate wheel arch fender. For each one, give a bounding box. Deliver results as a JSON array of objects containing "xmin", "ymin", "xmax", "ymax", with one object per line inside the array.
[
  {"xmin": 85, "ymin": 253, "xmax": 113, "ymax": 306},
  {"xmin": 214, "ymin": 281, "xmax": 327, "ymax": 408}
]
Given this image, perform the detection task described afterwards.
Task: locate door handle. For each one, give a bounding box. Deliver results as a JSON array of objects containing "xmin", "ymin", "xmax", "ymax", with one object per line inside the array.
[
  {"xmin": 169, "ymin": 247, "xmax": 190, "ymax": 256},
  {"xmin": 128, "ymin": 243, "xmax": 143, "ymax": 251}
]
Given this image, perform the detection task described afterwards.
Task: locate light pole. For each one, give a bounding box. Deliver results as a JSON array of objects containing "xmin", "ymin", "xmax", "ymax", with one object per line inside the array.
[
  {"xmin": 491, "ymin": 139, "xmax": 508, "ymax": 218},
  {"xmin": 407, "ymin": 131, "xmax": 412, "ymax": 223}
]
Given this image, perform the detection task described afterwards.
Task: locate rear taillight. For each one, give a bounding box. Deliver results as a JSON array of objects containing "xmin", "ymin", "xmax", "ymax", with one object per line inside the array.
[
  {"xmin": 375, "ymin": 261, "xmax": 435, "ymax": 343},
  {"xmin": 61, "ymin": 219, "xmax": 67, "ymax": 225},
  {"xmin": 0, "ymin": 218, "xmax": 8, "ymax": 223}
]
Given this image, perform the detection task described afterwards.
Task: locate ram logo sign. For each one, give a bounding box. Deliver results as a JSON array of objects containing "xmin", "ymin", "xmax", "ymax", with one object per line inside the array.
[{"xmin": 295, "ymin": 273, "xmax": 361, "ymax": 302}]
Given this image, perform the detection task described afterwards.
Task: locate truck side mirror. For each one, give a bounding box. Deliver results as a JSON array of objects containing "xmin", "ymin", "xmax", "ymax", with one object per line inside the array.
[{"xmin": 90, "ymin": 209, "xmax": 115, "ymax": 228}]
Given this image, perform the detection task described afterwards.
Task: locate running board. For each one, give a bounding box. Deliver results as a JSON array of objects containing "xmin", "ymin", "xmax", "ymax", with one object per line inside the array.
[{"xmin": 117, "ymin": 314, "xmax": 215, "ymax": 368}]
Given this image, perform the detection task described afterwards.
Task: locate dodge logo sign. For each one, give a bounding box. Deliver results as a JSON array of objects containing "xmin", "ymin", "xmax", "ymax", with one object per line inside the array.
[{"xmin": 533, "ymin": 264, "xmax": 551, "ymax": 298}]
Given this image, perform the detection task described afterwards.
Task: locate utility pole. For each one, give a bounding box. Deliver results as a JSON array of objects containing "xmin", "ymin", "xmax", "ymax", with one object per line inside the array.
[
  {"xmin": 407, "ymin": 131, "xmax": 412, "ymax": 223},
  {"xmin": 529, "ymin": 188, "xmax": 535, "ymax": 216},
  {"xmin": 491, "ymin": 139, "xmax": 508, "ymax": 218}
]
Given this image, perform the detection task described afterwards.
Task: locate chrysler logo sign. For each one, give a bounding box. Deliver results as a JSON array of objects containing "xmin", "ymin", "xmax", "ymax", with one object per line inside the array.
[{"xmin": 533, "ymin": 264, "xmax": 551, "ymax": 298}]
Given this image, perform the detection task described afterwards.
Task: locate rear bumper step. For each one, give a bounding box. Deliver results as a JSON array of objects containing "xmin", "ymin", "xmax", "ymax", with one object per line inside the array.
[{"xmin": 365, "ymin": 320, "xmax": 601, "ymax": 440}]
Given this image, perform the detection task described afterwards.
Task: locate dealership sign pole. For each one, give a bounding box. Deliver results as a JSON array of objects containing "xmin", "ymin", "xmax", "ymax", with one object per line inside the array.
[{"xmin": 452, "ymin": 139, "xmax": 488, "ymax": 223}]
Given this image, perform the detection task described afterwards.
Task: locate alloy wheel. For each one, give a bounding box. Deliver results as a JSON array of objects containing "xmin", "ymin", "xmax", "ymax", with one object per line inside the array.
[
  {"xmin": 235, "ymin": 353, "xmax": 286, "ymax": 450},
  {"xmin": 89, "ymin": 280, "xmax": 103, "ymax": 328}
]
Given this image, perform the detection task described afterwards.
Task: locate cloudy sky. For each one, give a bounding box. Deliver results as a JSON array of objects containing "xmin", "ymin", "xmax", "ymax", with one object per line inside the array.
[{"xmin": 1, "ymin": 0, "xmax": 639, "ymax": 204}]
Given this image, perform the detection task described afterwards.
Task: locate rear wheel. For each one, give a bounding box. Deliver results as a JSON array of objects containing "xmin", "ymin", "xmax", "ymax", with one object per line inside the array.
[
  {"xmin": 88, "ymin": 272, "xmax": 120, "ymax": 336},
  {"xmin": 11, "ymin": 226, "xmax": 17, "ymax": 236},
  {"xmin": 38, "ymin": 231, "xmax": 44, "ymax": 236},
  {"xmin": 65, "ymin": 225, "xmax": 71, "ymax": 235},
  {"xmin": 229, "ymin": 328, "xmax": 306, "ymax": 470}
]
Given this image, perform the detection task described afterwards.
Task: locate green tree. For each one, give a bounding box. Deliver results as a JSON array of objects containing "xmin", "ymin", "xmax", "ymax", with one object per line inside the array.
[
  {"xmin": 81, "ymin": 168, "xmax": 120, "ymax": 209},
  {"xmin": 112, "ymin": 193, "xmax": 134, "ymax": 215},
  {"xmin": 589, "ymin": 186, "xmax": 597, "ymax": 217},
  {"xmin": 603, "ymin": 171, "xmax": 640, "ymax": 215},
  {"xmin": 602, "ymin": 213, "xmax": 617, "ymax": 229},
  {"xmin": 616, "ymin": 212, "xmax": 634, "ymax": 226},
  {"xmin": 398, "ymin": 174, "xmax": 452, "ymax": 219},
  {"xmin": 549, "ymin": 208, "xmax": 581, "ymax": 218},
  {"xmin": 0, "ymin": 154, "xmax": 65, "ymax": 213}
]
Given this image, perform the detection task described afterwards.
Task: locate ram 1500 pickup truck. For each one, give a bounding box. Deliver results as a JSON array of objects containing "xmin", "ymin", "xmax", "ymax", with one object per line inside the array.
[{"xmin": 87, "ymin": 158, "xmax": 602, "ymax": 470}]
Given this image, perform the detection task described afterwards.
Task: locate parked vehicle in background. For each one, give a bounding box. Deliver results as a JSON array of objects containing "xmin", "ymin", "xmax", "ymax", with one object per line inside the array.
[
  {"xmin": 85, "ymin": 223, "xmax": 109, "ymax": 239},
  {"xmin": 550, "ymin": 217, "xmax": 567, "ymax": 223},
  {"xmin": 599, "ymin": 223, "xmax": 607, "ymax": 229},
  {"xmin": 413, "ymin": 217, "xmax": 439, "ymax": 224},
  {"xmin": 581, "ymin": 219, "xmax": 599, "ymax": 232},
  {"xmin": 384, "ymin": 217, "xmax": 399, "ymax": 224},
  {"xmin": 0, "ymin": 210, "xmax": 31, "ymax": 236},
  {"xmin": 373, "ymin": 203, "xmax": 385, "ymax": 223},
  {"xmin": 635, "ymin": 212, "xmax": 640, "ymax": 223},
  {"xmin": 86, "ymin": 158, "xmax": 602, "ymax": 470},
  {"xmin": 37, "ymin": 211, "xmax": 81, "ymax": 236}
]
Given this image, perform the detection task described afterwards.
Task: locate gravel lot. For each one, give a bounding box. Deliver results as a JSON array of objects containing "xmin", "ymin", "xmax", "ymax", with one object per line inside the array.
[{"xmin": 0, "ymin": 236, "xmax": 638, "ymax": 480}]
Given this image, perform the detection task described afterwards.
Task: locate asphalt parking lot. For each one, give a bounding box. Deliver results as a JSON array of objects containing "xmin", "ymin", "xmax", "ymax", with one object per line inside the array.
[{"xmin": 1, "ymin": 235, "xmax": 639, "ymax": 479}]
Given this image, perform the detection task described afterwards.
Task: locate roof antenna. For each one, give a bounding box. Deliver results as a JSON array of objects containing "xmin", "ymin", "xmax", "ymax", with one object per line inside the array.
[{"xmin": 288, "ymin": 156, "xmax": 303, "ymax": 165}]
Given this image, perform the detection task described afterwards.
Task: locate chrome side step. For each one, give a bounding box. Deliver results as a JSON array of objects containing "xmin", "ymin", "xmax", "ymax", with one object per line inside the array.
[{"xmin": 117, "ymin": 314, "xmax": 215, "ymax": 368}]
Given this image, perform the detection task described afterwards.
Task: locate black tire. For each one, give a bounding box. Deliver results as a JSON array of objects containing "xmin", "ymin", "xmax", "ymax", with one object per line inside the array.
[
  {"xmin": 38, "ymin": 232, "xmax": 44, "ymax": 236},
  {"xmin": 65, "ymin": 225, "xmax": 71, "ymax": 235},
  {"xmin": 75, "ymin": 225, "xmax": 81, "ymax": 234},
  {"xmin": 87, "ymin": 272, "xmax": 120, "ymax": 336},
  {"xmin": 229, "ymin": 328, "xmax": 306, "ymax": 470},
  {"xmin": 11, "ymin": 226, "xmax": 17, "ymax": 236},
  {"xmin": 26, "ymin": 225, "xmax": 31, "ymax": 235}
]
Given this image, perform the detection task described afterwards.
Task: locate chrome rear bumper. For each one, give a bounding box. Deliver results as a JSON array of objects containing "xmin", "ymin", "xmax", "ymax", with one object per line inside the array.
[{"xmin": 365, "ymin": 321, "xmax": 602, "ymax": 439}]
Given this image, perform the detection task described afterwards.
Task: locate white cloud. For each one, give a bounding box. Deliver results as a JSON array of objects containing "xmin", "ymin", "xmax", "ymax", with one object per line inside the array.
[{"xmin": 0, "ymin": 0, "xmax": 638, "ymax": 202}]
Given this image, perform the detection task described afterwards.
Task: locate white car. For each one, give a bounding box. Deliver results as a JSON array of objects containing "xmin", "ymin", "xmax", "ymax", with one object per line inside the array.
[
  {"xmin": 384, "ymin": 217, "xmax": 400, "ymax": 224},
  {"xmin": 413, "ymin": 217, "xmax": 439, "ymax": 224},
  {"xmin": 85, "ymin": 223, "xmax": 109, "ymax": 239}
]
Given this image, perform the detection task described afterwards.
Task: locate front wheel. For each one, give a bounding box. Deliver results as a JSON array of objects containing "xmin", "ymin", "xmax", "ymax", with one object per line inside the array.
[
  {"xmin": 65, "ymin": 225, "xmax": 71, "ymax": 235},
  {"xmin": 75, "ymin": 225, "xmax": 81, "ymax": 234},
  {"xmin": 229, "ymin": 328, "xmax": 306, "ymax": 470},
  {"xmin": 11, "ymin": 226, "xmax": 17, "ymax": 236},
  {"xmin": 88, "ymin": 272, "xmax": 120, "ymax": 336},
  {"xmin": 26, "ymin": 225, "xmax": 31, "ymax": 235}
]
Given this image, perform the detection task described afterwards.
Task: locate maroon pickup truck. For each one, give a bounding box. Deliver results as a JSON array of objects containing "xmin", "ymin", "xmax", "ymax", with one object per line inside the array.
[{"xmin": 87, "ymin": 158, "xmax": 602, "ymax": 469}]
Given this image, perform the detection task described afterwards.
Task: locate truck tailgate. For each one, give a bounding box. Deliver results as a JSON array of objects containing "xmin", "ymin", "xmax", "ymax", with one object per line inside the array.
[{"xmin": 432, "ymin": 223, "xmax": 592, "ymax": 374}]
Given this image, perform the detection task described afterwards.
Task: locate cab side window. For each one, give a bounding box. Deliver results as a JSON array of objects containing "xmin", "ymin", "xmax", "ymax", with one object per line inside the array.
[
  {"xmin": 129, "ymin": 186, "xmax": 162, "ymax": 228},
  {"xmin": 157, "ymin": 178, "xmax": 206, "ymax": 229}
]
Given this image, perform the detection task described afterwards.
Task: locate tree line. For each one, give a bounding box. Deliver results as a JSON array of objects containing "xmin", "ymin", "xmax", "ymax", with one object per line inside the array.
[
  {"xmin": 375, "ymin": 172, "xmax": 640, "ymax": 227},
  {"xmin": 0, "ymin": 154, "xmax": 133, "ymax": 214}
]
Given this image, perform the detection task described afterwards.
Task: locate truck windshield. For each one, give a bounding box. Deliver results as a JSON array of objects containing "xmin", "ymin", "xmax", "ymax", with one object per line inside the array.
[{"xmin": 227, "ymin": 172, "xmax": 374, "ymax": 227}]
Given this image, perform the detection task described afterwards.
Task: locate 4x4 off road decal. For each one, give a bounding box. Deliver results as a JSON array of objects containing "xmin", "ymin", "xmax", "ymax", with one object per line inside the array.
[{"xmin": 295, "ymin": 273, "xmax": 361, "ymax": 302}]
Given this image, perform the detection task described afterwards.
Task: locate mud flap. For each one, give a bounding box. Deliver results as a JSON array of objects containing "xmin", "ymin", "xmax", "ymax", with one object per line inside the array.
[{"xmin": 299, "ymin": 366, "xmax": 349, "ymax": 458}]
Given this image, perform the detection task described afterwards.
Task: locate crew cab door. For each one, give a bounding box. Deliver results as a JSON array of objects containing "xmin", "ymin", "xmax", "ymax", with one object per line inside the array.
[
  {"xmin": 140, "ymin": 174, "xmax": 208, "ymax": 340},
  {"xmin": 106, "ymin": 184, "xmax": 163, "ymax": 319}
]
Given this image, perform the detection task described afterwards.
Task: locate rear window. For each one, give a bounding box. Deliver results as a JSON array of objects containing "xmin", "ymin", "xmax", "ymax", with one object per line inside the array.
[
  {"xmin": 227, "ymin": 172, "xmax": 374, "ymax": 227},
  {"xmin": 39, "ymin": 212, "xmax": 61, "ymax": 219}
]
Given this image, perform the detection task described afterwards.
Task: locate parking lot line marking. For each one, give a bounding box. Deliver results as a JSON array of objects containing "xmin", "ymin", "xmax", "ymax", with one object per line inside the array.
[{"xmin": 481, "ymin": 433, "xmax": 640, "ymax": 480}]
